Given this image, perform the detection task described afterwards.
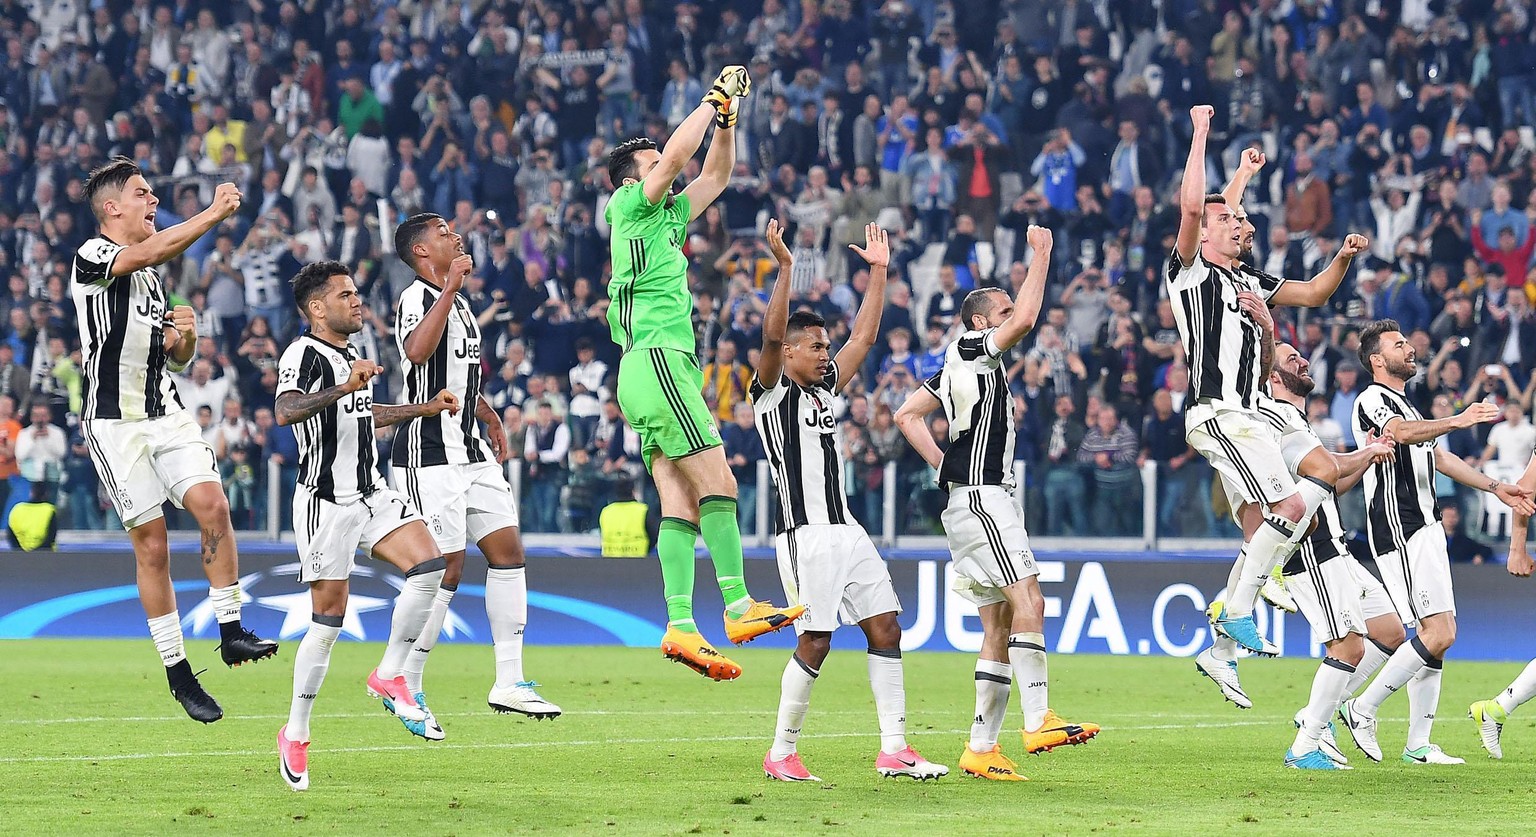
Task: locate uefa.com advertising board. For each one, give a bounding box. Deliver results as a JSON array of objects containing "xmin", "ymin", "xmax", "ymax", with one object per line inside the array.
[{"xmin": 3, "ymin": 547, "xmax": 1533, "ymax": 661}]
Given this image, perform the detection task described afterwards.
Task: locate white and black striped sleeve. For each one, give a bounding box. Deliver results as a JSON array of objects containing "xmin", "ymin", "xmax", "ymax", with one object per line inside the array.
[
  {"xmin": 1248, "ymin": 265, "xmax": 1288, "ymax": 301},
  {"xmin": 922, "ymin": 371, "xmax": 942, "ymax": 396},
  {"xmin": 73, "ymin": 238, "xmax": 125, "ymax": 287},
  {"xmin": 276, "ymin": 341, "xmax": 324, "ymax": 399},
  {"xmin": 955, "ymin": 328, "xmax": 1001, "ymax": 361},
  {"xmin": 1165, "ymin": 248, "xmax": 1206, "ymax": 292},
  {"xmin": 749, "ymin": 370, "xmax": 780, "ymax": 400},
  {"xmin": 821, "ymin": 359, "xmax": 840, "ymax": 392},
  {"xmin": 394, "ymin": 283, "xmax": 428, "ymax": 357},
  {"xmin": 1351, "ymin": 387, "xmax": 1399, "ymax": 437}
]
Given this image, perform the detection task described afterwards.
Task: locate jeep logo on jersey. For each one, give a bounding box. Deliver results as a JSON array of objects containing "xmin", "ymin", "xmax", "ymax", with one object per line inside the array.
[
  {"xmin": 341, "ymin": 393, "xmax": 373, "ymax": 414},
  {"xmin": 454, "ymin": 340, "xmax": 480, "ymax": 360},
  {"xmin": 133, "ymin": 296, "xmax": 163, "ymax": 319}
]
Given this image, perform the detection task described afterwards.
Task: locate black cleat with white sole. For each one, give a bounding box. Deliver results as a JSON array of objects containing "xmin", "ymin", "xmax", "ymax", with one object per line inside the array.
[{"xmin": 218, "ymin": 628, "xmax": 279, "ymax": 667}]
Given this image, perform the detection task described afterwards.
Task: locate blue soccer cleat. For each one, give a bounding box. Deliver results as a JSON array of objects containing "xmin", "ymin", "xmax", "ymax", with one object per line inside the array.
[
  {"xmin": 1285, "ymin": 748, "xmax": 1351, "ymax": 770},
  {"xmin": 1208, "ymin": 603, "xmax": 1277, "ymax": 656}
]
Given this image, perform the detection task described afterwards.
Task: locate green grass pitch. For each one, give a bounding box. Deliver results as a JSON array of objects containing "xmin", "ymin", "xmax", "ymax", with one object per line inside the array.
[{"xmin": 6, "ymin": 639, "xmax": 1536, "ymax": 834}]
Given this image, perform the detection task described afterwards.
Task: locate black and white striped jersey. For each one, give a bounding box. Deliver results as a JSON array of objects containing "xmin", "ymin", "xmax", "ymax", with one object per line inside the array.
[
  {"xmin": 390, "ymin": 277, "xmax": 489, "ymax": 467},
  {"xmin": 278, "ymin": 333, "xmax": 383, "ymax": 503},
  {"xmin": 923, "ymin": 327, "xmax": 1016, "ymax": 490},
  {"xmin": 1165, "ymin": 250, "xmax": 1285, "ymax": 429},
  {"xmin": 1351, "ymin": 382, "xmax": 1439, "ymax": 556},
  {"xmin": 71, "ymin": 237, "xmax": 185, "ymax": 420},
  {"xmin": 750, "ymin": 360, "xmax": 853, "ymax": 533},
  {"xmin": 1257, "ymin": 396, "xmax": 1348, "ymax": 574}
]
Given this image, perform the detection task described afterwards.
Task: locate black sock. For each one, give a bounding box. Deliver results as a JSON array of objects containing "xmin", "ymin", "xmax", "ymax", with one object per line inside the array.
[
  {"xmin": 166, "ymin": 658, "xmax": 195, "ymax": 687},
  {"xmin": 218, "ymin": 619, "xmax": 243, "ymax": 644}
]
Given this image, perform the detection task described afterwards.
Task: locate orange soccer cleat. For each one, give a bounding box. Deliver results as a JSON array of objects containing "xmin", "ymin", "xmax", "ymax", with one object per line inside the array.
[
  {"xmin": 661, "ymin": 627, "xmax": 743, "ymax": 681},
  {"xmin": 723, "ymin": 600, "xmax": 806, "ymax": 645}
]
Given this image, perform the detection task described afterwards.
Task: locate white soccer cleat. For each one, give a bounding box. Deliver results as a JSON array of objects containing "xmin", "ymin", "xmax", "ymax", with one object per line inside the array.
[
  {"xmin": 1402, "ymin": 743, "xmax": 1465, "ymax": 765},
  {"xmin": 488, "ymin": 681, "xmax": 563, "ymax": 719},
  {"xmin": 875, "ymin": 745, "xmax": 949, "ymax": 780},
  {"xmin": 1195, "ymin": 647, "xmax": 1253, "ymax": 709},
  {"xmin": 1260, "ymin": 570, "xmax": 1299, "ymax": 613},
  {"xmin": 1294, "ymin": 710, "xmax": 1348, "ymax": 765},
  {"xmin": 1337, "ymin": 699, "xmax": 1382, "ymax": 763},
  {"xmin": 1469, "ymin": 700, "xmax": 1506, "ymax": 759}
]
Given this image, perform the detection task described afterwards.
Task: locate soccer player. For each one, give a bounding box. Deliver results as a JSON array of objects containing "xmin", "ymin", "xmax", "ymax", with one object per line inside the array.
[
  {"xmin": 390, "ymin": 213, "xmax": 559, "ymax": 733},
  {"xmin": 1335, "ymin": 320, "xmax": 1532, "ymax": 765},
  {"xmin": 1471, "ymin": 453, "xmax": 1536, "ymax": 758},
  {"xmin": 895, "ymin": 225, "xmax": 1099, "ymax": 782},
  {"xmin": 754, "ymin": 220, "xmax": 947, "ymax": 782},
  {"xmin": 605, "ymin": 66, "xmax": 803, "ymax": 679},
  {"xmin": 1165, "ymin": 108, "xmax": 1336, "ymax": 655},
  {"xmin": 73, "ymin": 157, "xmax": 276, "ymax": 723},
  {"xmin": 274, "ymin": 261, "xmax": 456, "ymax": 791}
]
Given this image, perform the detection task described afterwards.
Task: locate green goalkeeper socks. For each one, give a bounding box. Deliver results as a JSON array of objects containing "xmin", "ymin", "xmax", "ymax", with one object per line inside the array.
[
  {"xmin": 700, "ymin": 496, "xmax": 751, "ymax": 616},
  {"xmin": 657, "ymin": 517, "xmax": 700, "ymax": 632}
]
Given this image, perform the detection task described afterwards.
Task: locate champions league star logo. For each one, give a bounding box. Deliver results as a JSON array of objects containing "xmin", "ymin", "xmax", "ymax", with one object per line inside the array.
[{"xmin": 180, "ymin": 564, "xmax": 475, "ymax": 642}]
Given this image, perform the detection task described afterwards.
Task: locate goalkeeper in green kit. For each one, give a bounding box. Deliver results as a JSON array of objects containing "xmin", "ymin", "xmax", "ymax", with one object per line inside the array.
[{"xmin": 605, "ymin": 66, "xmax": 804, "ymax": 680}]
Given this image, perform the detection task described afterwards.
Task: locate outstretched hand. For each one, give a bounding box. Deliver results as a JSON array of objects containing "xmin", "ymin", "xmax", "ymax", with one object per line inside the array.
[
  {"xmin": 848, "ymin": 223, "xmax": 889, "ymax": 267},
  {"xmin": 765, "ymin": 219, "xmax": 792, "ymax": 265}
]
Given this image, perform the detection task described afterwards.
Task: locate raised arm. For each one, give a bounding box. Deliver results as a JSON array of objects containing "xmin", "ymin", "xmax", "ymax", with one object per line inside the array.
[
  {"xmin": 112, "ymin": 183, "xmax": 243, "ymax": 276},
  {"xmin": 993, "ymin": 225, "xmax": 1053, "ymax": 352},
  {"xmin": 1221, "ymin": 147, "xmax": 1265, "ymax": 208},
  {"xmin": 895, "ymin": 386, "xmax": 944, "ymax": 469},
  {"xmin": 401, "ymin": 254, "xmax": 472, "ymax": 365},
  {"xmin": 275, "ymin": 359, "xmax": 378, "ymax": 426},
  {"xmin": 647, "ymin": 66, "xmax": 748, "ymax": 207},
  {"xmin": 372, "ymin": 388, "xmax": 460, "ymax": 428},
  {"xmin": 834, "ymin": 224, "xmax": 889, "ymax": 390},
  {"xmin": 757, "ymin": 219, "xmax": 793, "ymax": 389},
  {"xmin": 1269, "ymin": 233, "xmax": 1370, "ymax": 307},
  {"xmin": 1175, "ymin": 106, "xmax": 1214, "ymax": 266},
  {"xmin": 682, "ymin": 74, "xmax": 746, "ymax": 221}
]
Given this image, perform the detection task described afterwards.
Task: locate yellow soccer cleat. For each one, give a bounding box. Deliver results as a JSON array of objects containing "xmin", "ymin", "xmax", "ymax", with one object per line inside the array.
[
  {"xmin": 958, "ymin": 744, "xmax": 1027, "ymax": 781},
  {"xmin": 660, "ymin": 627, "xmax": 742, "ymax": 681},
  {"xmin": 1022, "ymin": 709, "xmax": 1101, "ymax": 754},
  {"xmin": 724, "ymin": 600, "xmax": 806, "ymax": 645}
]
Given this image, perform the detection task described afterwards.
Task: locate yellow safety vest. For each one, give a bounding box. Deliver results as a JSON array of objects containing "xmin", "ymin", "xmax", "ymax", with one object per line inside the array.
[
  {"xmin": 600, "ymin": 501, "xmax": 650, "ymax": 558},
  {"xmin": 9, "ymin": 501, "xmax": 55, "ymax": 551}
]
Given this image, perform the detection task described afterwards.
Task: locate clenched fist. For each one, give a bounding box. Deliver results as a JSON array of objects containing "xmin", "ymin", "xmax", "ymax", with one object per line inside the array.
[
  {"xmin": 430, "ymin": 388, "xmax": 461, "ymax": 416},
  {"xmin": 1239, "ymin": 148, "xmax": 1266, "ymax": 175},
  {"xmin": 343, "ymin": 359, "xmax": 382, "ymax": 393},
  {"xmin": 1340, "ymin": 233, "xmax": 1370, "ymax": 258},
  {"xmin": 1190, "ymin": 105, "xmax": 1215, "ymax": 132},
  {"xmin": 1026, "ymin": 224, "xmax": 1053, "ymax": 251},
  {"xmin": 211, "ymin": 183, "xmax": 243, "ymax": 221},
  {"xmin": 446, "ymin": 253, "xmax": 473, "ymax": 294},
  {"xmin": 167, "ymin": 305, "xmax": 196, "ymax": 341}
]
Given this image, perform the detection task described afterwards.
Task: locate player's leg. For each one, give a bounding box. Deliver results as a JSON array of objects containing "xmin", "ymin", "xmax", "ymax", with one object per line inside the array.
[
  {"xmin": 1343, "ymin": 559, "xmax": 1405, "ymax": 695},
  {"xmin": 1404, "ymin": 611, "xmax": 1457, "ymax": 763},
  {"xmin": 1283, "ymin": 557, "xmax": 1365, "ymax": 770},
  {"xmin": 1197, "ymin": 498, "xmax": 1261, "ymax": 706},
  {"xmin": 765, "ymin": 630, "xmax": 829, "ymax": 782},
  {"xmin": 651, "ymin": 452, "xmax": 742, "ymax": 679},
  {"xmin": 1472, "ymin": 657, "xmax": 1536, "ymax": 759},
  {"xmin": 128, "ymin": 514, "xmax": 224, "ymax": 722},
  {"xmin": 959, "ymin": 600, "xmax": 1025, "ymax": 781},
  {"xmin": 280, "ymin": 577, "xmax": 346, "ymax": 791},
  {"xmin": 858, "ymin": 608, "xmax": 947, "ymax": 779},
  {"xmin": 394, "ymin": 465, "xmax": 467, "ymax": 696},
  {"xmin": 368, "ymin": 508, "xmax": 446, "ymax": 731},
  {"xmin": 1001, "ymin": 575, "xmax": 1100, "ymax": 754}
]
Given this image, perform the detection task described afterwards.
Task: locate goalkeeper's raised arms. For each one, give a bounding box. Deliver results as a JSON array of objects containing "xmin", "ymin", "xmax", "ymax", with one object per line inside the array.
[{"xmin": 702, "ymin": 66, "xmax": 750, "ymax": 113}]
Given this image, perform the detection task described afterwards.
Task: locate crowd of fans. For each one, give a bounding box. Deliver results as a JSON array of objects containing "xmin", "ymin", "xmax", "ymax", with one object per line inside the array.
[{"xmin": 0, "ymin": 0, "xmax": 1534, "ymax": 550}]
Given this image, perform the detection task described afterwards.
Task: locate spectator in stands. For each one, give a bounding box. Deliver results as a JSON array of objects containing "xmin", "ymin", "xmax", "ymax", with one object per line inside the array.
[
  {"xmin": 1440, "ymin": 501, "xmax": 1492, "ymax": 565},
  {"xmin": 16, "ymin": 402, "xmax": 63, "ymax": 498},
  {"xmin": 1078, "ymin": 402, "xmax": 1140, "ymax": 537},
  {"xmin": 903, "ymin": 126, "xmax": 957, "ymax": 245},
  {"xmin": 523, "ymin": 400, "xmax": 570, "ymax": 534},
  {"xmin": 722, "ymin": 402, "xmax": 766, "ymax": 536},
  {"xmin": 1040, "ymin": 394, "xmax": 1088, "ymax": 536}
]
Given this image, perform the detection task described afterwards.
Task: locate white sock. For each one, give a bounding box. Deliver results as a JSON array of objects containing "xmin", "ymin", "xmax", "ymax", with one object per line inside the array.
[
  {"xmin": 208, "ymin": 584, "xmax": 242, "ymax": 625},
  {"xmin": 1345, "ymin": 638, "xmax": 1394, "ymax": 695},
  {"xmin": 1356, "ymin": 637, "xmax": 1435, "ymax": 716},
  {"xmin": 1292, "ymin": 656, "xmax": 1355, "ymax": 754},
  {"xmin": 404, "ymin": 585, "xmax": 456, "ymax": 694},
  {"xmin": 1405, "ymin": 657, "xmax": 1443, "ymax": 751},
  {"xmin": 1228, "ymin": 514, "xmax": 1296, "ymax": 617},
  {"xmin": 1294, "ymin": 478, "xmax": 1333, "ymax": 524},
  {"xmin": 286, "ymin": 617, "xmax": 340, "ymax": 742},
  {"xmin": 379, "ymin": 563, "xmax": 444, "ymax": 679},
  {"xmin": 770, "ymin": 655, "xmax": 817, "ymax": 759},
  {"xmin": 1211, "ymin": 550, "xmax": 1245, "ymax": 662},
  {"xmin": 1008, "ymin": 632, "xmax": 1048, "ymax": 732},
  {"xmin": 487, "ymin": 566, "xmax": 528, "ymax": 689},
  {"xmin": 147, "ymin": 611, "xmax": 186, "ymax": 667},
  {"xmin": 1496, "ymin": 659, "xmax": 1536, "ymax": 715},
  {"xmin": 969, "ymin": 659, "xmax": 1011, "ymax": 752},
  {"xmin": 867, "ymin": 648, "xmax": 907, "ymax": 755}
]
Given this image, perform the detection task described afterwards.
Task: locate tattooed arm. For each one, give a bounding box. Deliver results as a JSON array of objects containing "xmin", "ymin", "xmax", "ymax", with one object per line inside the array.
[
  {"xmin": 275, "ymin": 360, "xmax": 379, "ymax": 426},
  {"xmin": 372, "ymin": 389, "xmax": 461, "ymax": 428}
]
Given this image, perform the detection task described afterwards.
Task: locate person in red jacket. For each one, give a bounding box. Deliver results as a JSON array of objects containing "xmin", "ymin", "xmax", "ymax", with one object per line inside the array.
[{"xmin": 1471, "ymin": 209, "xmax": 1536, "ymax": 290}]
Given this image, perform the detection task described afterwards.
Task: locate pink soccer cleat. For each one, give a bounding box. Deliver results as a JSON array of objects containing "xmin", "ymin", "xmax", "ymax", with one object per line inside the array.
[
  {"xmin": 763, "ymin": 751, "xmax": 822, "ymax": 782},
  {"xmin": 366, "ymin": 669, "xmax": 426, "ymax": 723},
  {"xmin": 277, "ymin": 725, "xmax": 310, "ymax": 791},
  {"xmin": 875, "ymin": 745, "xmax": 950, "ymax": 780}
]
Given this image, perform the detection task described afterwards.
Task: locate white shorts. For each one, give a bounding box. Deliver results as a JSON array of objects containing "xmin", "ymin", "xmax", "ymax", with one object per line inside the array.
[
  {"xmin": 392, "ymin": 460, "xmax": 519, "ymax": 553},
  {"xmin": 940, "ymin": 485, "xmax": 1040, "ymax": 607},
  {"xmin": 1188, "ymin": 409, "xmax": 1297, "ymax": 509},
  {"xmin": 82, "ymin": 412, "xmax": 220, "ymax": 530},
  {"xmin": 1285, "ymin": 554, "xmax": 1398, "ymax": 644},
  {"xmin": 295, "ymin": 485, "xmax": 422, "ymax": 583},
  {"xmin": 1375, "ymin": 522, "xmax": 1455, "ymax": 626},
  {"xmin": 1221, "ymin": 427, "xmax": 1323, "ymax": 524},
  {"xmin": 776, "ymin": 524, "xmax": 901, "ymax": 633}
]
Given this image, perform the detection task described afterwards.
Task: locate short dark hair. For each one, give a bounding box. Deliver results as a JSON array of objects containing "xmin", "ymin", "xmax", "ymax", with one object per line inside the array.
[
  {"xmin": 291, "ymin": 260, "xmax": 350, "ymax": 312},
  {"xmin": 959, "ymin": 288, "xmax": 1005, "ymax": 330},
  {"xmin": 84, "ymin": 156, "xmax": 143, "ymax": 222},
  {"xmin": 393, "ymin": 212, "xmax": 442, "ymax": 270},
  {"xmin": 785, "ymin": 310, "xmax": 826, "ymax": 341},
  {"xmin": 608, "ymin": 137, "xmax": 657, "ymax": 185},
  {"xmin": 1357, "ymin": 318, "xmax": 1402, "ymax": 370},
  {"xmin": 576, "ymin": 337, "xmax": 594, "ymax": 352},
  {"xmin": 1199, "ymin": 193, "xmax": 1227, "ymax": 226}
]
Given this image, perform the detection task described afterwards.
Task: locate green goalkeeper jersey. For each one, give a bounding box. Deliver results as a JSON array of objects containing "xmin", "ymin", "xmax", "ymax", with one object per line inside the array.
[{"xmin": 605, "ymin": 183, "xmax": 695, "ymax": 355}]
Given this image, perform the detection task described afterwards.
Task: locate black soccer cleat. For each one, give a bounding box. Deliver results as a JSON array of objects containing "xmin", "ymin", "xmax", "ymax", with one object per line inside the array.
[
  {"xmin": 218, "ymin": 628, "xmax": 280, "ymax": 668},
  {"xmin": 170, "ymin": 671, "xmax": 224, "ymax": 724}
]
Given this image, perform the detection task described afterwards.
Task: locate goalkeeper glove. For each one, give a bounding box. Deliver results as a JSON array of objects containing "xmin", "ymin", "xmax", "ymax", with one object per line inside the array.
[
  {"xmin": 716, "ymin": 98, "xmax": 738, "ymax": 129},
  {"xmin": 701, "ymin": 65, "xmax": 750, "ymax": 112}
]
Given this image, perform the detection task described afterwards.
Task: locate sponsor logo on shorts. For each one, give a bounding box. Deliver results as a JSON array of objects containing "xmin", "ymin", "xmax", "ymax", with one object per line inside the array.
[
  {"xmin": 1016, "ymin": 549, "xmax": 1036, "ymax": 570},
  {"xmin": 1419, "ymin": 590, "xmax": 1431, "ymax": 611}
]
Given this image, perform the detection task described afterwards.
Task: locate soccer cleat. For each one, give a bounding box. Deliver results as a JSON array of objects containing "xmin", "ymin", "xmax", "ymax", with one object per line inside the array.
[
  {"xmin": 169, "ymin": 669, "xmax": 224, "ymax": 723},
  {"xmin": 1207, "ymin": 601, "xmax": 1278, "ymax": 656},
  {"xmin": 1293, "ymin": 712, "xmax": 1349, "ymax": 765},
  {"xmin": 875, "ymin": 746, "xmax": 949, "ymax": 780},
  {"xmin": 489, "ymin": 681, "xmax": 563, "ymax": 720},
  {"xmin": 398, "ymin": 691, "xmax": 445, "ymax": 741},
  {"xmin": 1021, "ymin": 709, "xmax": 1100, "ymax": 754},
  {"xmin": 366, "ymin": 669, "xmax": 426, "ymax": 723},
  {"xmin": 724, "ymin": 601, "xmax": 807, "ymax": 645},
  {"xmin": 661, "ymin": 627, "xmax": 742, "ymax": 680},
  {"xmin": 763, "ymin": 751, "xmax": 821, "ymax": 782},
  {"xmin": 1469, "ymin": 700, "xmax": 1507, "ymax": 759},
  {"xmin": 1336, "ymin": 699, "xmax": 1382, "ymax": 763},
  {"xmin": 1195, "ymin": 647, "xmax": 1253, "ymax": 709},
  {"xmin": 958, "ymin": 744, "xmax": 1026, "ymax": 781},
  {"xmin": 1403, "ymin": 744, "xmax": 1464, "ymax": 765},
  {"xmin": 217, "ymin": 628, "xmax": 279, "ymax": 667},
  {"xmin": 1260, "ymin": 568, "xmax": 1299, "ymax": 613},
  {"xmin": 277, "ymin": 725, "xmax": 310, "ymax": 791},
  {"xmin": 1284, "ymin": 748, "xmax": 1350, "ymax": 770}
]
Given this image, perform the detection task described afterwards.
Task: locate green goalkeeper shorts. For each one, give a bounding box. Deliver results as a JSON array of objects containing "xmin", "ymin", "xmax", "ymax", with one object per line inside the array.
[{"xmin": 616, "ymin": 348, "xmax": 721, "ymax": 468}]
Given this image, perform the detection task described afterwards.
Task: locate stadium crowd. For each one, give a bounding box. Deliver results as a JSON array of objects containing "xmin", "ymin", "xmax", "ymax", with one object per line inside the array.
[{"xmin": 0, "ymin": 0, "xmax": 1534, "ymax": 546}]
